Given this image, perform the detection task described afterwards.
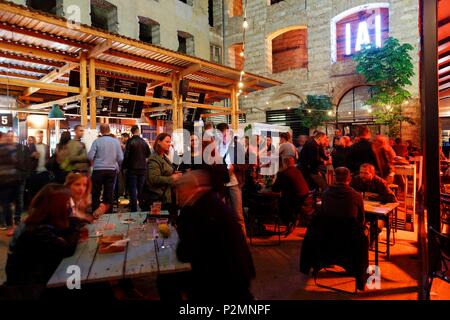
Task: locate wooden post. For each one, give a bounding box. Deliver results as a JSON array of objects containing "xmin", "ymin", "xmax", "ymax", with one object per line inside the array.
[
  {"xmin": 89, "ymin": 58, "xmax": 97, "ymax": 130},
  {"xmin": 231, "ymin": 85, "xmax": 238, "ymax": 131},
  {"xmin": 171, "ymin": 73, "xmax": 180, "ymax": 132},
  {"xmin": 80, "ymin": 53, "xmax": 88, "ymax": 127}
]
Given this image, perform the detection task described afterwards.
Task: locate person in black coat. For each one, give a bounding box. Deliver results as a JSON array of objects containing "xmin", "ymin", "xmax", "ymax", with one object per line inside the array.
[
  {"xmin": 174, "ymin": 170, "xmax": 256, "ymax": 301},
  {"xmin": 347, "ymin": 126, "xmax": 378, "ymax": 174},
  {"xmin": 122, "ymin": 125, "xmax": 151, "ymax": 212},
  {"xmin": 299, "ymin": 132, "xmax": 329, "ymax": 191},
  {"xmin": 5, "ymin": 184, "xmax": 82, "ymax": 296}
]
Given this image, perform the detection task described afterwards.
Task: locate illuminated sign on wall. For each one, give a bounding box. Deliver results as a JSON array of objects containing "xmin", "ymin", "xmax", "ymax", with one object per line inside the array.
[{"xmin": 331, "ymin": 3, "xmax": 389, "ymax": 62}]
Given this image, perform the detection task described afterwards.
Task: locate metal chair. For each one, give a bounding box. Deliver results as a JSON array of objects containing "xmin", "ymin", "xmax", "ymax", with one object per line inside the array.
[{"xmin": 426, "ymin": 227, "xmax": 450, "ymax": 300}]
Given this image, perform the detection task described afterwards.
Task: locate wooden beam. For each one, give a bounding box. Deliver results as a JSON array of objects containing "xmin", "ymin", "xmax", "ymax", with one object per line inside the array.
[
  {"xmin": 0, "ymin": 77, "xmax": 79, "ymax": 93},
  {"xmin": 89, "ymin": 58, "xmax": 97, "ymax": 129},
  {"xmin": 147, "ymin": 80, "xmax": 168, "ymax": 90},
  {"xmin": 179, "ymin": 63, "xmax": 202, "ymax": 78},
  {"xmin": 189, "ymin": 82, "xmax": 231, "ymax": 94},
  {"xmin": 184, "ymin": 101, "xmax": 231, "ymax": 111},
  {"xmin": 96, "ymin": 90, "xmax": 173, "ymax": 104},
  {"xmin": 23, "ymin": 62, "xmax": 77, "ymax": 96},
  {"xmin": 0, "ymin": 40, "xmax": 79, "ymax": 64},
  {"xmin": 200, "ymin": 111, "xmax": 245, "ymax": 118},
  {"xmin": 95, "ymin": 60, "xmax": 170, "ymax": 82},
  {"xmin": 171, "ymin": 73, "xmax": 181, "ymax": 130},
  {"xmin": 0, "ymin": 62, "xmax": 48, "ymax": 74},
  {"xmin": 230, "ymin": 86, "xmax": 238, "ymax": 131},
  {"xmin": 107, "ymin": 50, "xmax": 182, "ymax": 72},
  {"xmin": 28, "ymin": 94, "xmax": 81, "ymax": 110},
  {"xmin": 18, "ymin": 96, "xmax": 44, "ymax": 102},
  {"xmin": 88, "ymin": 39, "xmax": 113, "ymax": 59},
  {"xmin": 0, "ymin": 51, "xmax": 63, "ymax": 68}
]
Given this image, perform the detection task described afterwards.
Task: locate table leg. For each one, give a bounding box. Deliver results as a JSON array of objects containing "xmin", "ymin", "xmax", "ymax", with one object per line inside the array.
[
  {"xmin": 374, "ymin": 219, "xmax": 379, "ymax": 266},
  {"xmin": 386, "ymin": 212, "xmax": 390, "ymax": 261}
]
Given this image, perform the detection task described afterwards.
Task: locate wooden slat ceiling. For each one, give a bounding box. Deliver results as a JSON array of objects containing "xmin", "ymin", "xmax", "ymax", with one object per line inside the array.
[{"xmin": 0, "ymin": 0, "xmax": 281, "ymax": 106}]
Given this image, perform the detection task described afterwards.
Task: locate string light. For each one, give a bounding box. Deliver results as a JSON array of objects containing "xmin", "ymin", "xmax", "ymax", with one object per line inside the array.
[
  {"xmin": 237, "ymin": 0, "xmax": 248, "ymax": 97},
  {"xmin": 308, "ymin": 109, "xmax": 312, "ymax": 113},
  {"xmin": 328, "ymin": 111, "xmax": 332, "ymax": 116}
]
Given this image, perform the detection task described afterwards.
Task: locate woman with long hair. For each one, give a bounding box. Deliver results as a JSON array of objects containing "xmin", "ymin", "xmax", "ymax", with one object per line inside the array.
[
  {"xmin": 64, "ymin": 172, "xmax": 108, "ymax": 223},
  {"xmin": 5, "ymin": 184, "xmax": 82, "ymax": 292},
  {"xmin": 144, "ymin": 133, "xmax": 182, "ymax": 211}
]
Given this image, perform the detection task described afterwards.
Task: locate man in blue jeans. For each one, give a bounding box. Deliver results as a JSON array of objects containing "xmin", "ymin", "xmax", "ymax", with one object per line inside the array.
[
  {"xmin": 122, "ymin": 125, "xmax": 150, "ymax": 212},
  {"xmin": 88, "ymin": 124, "xmax": 123, "ymax": 213}
]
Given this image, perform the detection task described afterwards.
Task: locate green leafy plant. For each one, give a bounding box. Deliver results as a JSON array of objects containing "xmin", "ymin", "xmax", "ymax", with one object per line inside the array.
[
  {"xmin": 353, "ymin": 37, "xmax": 415, "ymax": 137},
  {"xmin": 295, "ymin": 95, "xmax": 333, "ymax": 129}
]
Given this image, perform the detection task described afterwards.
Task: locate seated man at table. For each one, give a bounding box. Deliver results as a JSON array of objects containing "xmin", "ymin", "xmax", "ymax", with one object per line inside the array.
[
  {"xmin": 350, "ymin": 163, "xmax": 397, "ymax": 246},
  {"xmin": 350, "ymin": 163, "xmax": 397, "ymax": 204},
  {"xmin": 272, "ymin": 156, "xmax": 310, "ymax": 232},
  {"xmin": 319, "ymin": 167, "xmax": 365, "ymax": 227}
]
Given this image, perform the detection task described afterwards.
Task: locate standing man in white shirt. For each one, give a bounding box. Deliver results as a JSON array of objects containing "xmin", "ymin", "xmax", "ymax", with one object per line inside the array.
[
  {"xmin": 34, "ymin": 130, "xmax": 49, "ymax": 173},
  {"xmin": 216, "ymin": 123, "xmax": 246, "ymax": 236}
]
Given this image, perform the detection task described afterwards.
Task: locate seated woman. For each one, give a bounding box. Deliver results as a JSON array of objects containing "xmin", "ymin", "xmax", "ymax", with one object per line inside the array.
[
  {"xmin": 5, "ymin": 184, "xmax": 83, "ymax": 294},
  {"xmin": 64, "ymin": 172, "xmax": 108, "ymax": 223}
]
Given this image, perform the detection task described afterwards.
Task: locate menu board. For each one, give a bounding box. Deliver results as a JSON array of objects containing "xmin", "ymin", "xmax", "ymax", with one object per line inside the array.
[{"xmin": 68, "ymin": 71, "xmax": 147, "ymax": 118}]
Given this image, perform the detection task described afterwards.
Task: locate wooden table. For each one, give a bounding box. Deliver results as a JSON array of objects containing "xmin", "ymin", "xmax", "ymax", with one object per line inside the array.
[
  {"xmin": 47, "ymin": 211, "xmax": 191, "ymax": 288},
  {"xmin": 364, "ymin": 200, "xmax": 400, "ymax": 265}
]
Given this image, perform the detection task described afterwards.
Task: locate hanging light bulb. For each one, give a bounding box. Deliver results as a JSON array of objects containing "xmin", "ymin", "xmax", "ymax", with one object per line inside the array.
[
  {"xmin": 239, "ymin": 89, "xmax": 243, "ymax": 94},
  {"xmin": 240, "ymin": 70, "xmax": 245, "ymax": 76},
  {"xmin": 328, "ymin": 111, "xmax": 332, "ymax": 116},
  {"xmin": 243, "ymin": 18, "xmax": 248, "ymax": 29},
  {"xmin": 308, "ymin": 109, "xmax": 312, "ymax": 113},
  {"xmin": 238, "ymin": 82, "xmax": 244, "ymax": 88},
  {"xmin": 240, "ymin": 51, "xmax": 245, "ymax": 57},
  {"xmin": 368, "ymin": 109, "xmax": 373, "ymax": 114},
  {"xmin": 287, "ymin": 106, "xmax": 291, "ymax": 110}
]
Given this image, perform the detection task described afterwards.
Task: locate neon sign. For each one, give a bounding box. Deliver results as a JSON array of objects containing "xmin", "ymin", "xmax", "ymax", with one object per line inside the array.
[{"xmin": 331, "ymin": 4, "xmax": 389, "ymax": 62}]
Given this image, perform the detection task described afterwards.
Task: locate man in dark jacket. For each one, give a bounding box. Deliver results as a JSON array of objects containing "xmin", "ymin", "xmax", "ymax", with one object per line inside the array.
[
  {"xmin": 299, "ymin": 132, "xmax": 329, "ymax": 191},
  {"xmin": 350, "ymin": 163, "xmax": 397, "ymax": 204},
  {"xmin": 272, "ymin": 156, "xmax": 310, "ymax": 229},
  {"xmin": 122, "ymin": 125, "xmax": 151, "ymax": 212},
  {"xmin": 320, "ymin": 167, "xmax": 365, "ymax": 226},
  {"xmin": 175, "ymin": 170, "xmax": 255, "ymax": 301},
  {"xmin": 347, "ymin": 126, "xmax": 377, "ymax": 174}
]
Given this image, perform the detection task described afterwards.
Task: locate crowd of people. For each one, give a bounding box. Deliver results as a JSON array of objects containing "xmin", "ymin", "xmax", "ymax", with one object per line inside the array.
[{"xmin": 0, "ymin": 122, "xmax": 419, "ymax": 299}]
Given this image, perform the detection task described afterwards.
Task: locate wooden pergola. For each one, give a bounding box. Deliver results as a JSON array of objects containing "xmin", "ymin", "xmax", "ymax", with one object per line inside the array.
[{"xmin": 0, "ymin": 0, "xmax": 281, "ymax": 131}]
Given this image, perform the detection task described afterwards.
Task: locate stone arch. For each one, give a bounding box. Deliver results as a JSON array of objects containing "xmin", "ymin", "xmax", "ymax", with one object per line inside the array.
[
  {"xmin": 266, "ymin": 25, "xmax": 308, "ymax": 74},
  {"xmin": 267, "ymin": 91, "xmax": 303, "ymax": 110}
]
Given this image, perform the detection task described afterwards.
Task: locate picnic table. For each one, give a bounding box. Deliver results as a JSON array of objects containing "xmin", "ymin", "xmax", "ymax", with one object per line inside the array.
[{"xmin": 47, "ymin": 211, "xmax": 191, "ymax": 288}]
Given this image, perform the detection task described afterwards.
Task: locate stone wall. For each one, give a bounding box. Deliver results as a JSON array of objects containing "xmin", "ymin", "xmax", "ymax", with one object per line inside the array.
[{"xmin": 220, "ymin": 0, "xmax": 421, "ymax": 142}]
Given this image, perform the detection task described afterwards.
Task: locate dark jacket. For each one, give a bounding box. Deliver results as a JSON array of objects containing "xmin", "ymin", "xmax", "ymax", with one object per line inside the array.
[
  {"xmin": 16, "ymin": 143, "xmax": 32, "ymax": 181},
  {"xmin": 347, "ymin": 138, "xmax": 377, "ymax": 174},
  {"xmin": 5, "ymin": 219, "xmax": 81, "ymax": 286},
  {"xmin": 332, "ymin": 146, "xmax": 350, "ymax": 169},
  {"xmin": 299, "ymin": 139, "xmax": 328, "ymax": 175},
  {"xmin": 350, "ymin": 175, "xmax": 397, "ymax": 203},
  {"xmin": 28, "ymin": 143, "xmax": 38, "ymax": 172},
  {"xmin": 177, "ymin": 190, "xmax": 256, "ymax": 300},
  {"xmin": 0, "ymin": 143, "xmax": 20, "ymax": 186},
  {"xmin": 272, "ymin": 166, "xmax": 310, "ymax": 204},
  {"xmin": 320, "ymin": 184, "xmax": 365, "ymax": 225},
  {"xmin": 299, "ymin": 215, "xmax": 369, "ymax": 290},
  {"xmin": 123, "ymin": 135, "xmax": 151, "ymax": 175}
]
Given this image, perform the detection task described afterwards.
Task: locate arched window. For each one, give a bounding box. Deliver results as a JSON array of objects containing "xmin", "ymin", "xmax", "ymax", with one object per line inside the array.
[
  {"xmin": 336, "ymin": 85, "xmax": 373, "ymax": 123},
  {"xmin": 267, "ymin": 27, "xmax": 308, "ymax": 74}
]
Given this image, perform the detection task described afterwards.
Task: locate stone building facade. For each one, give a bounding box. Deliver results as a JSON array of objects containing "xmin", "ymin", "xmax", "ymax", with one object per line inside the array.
[{"xmin": 218, "ymin": 0, "xmax": 421, "ymax": 141}]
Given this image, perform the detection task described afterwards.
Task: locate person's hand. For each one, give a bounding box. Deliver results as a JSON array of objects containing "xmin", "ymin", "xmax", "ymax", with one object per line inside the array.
[
  {"xmin": 172, "ymin": 172, "xmax": 183, "ymax": 182},
  {"xmin": 93, "ymin": 203, "xmax": 108, "ymax": 219}
]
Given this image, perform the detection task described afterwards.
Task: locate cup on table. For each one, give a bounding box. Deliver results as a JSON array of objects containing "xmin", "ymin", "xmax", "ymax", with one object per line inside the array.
[{"xmin": 151, "ymin": 202, "xmax": 162, "ymax": 215}]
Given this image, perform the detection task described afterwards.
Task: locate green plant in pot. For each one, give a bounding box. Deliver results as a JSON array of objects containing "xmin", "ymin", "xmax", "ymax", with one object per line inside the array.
[{"xmin": 353, "ymin": 37, "xmax": 415, "ymax": 137}]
